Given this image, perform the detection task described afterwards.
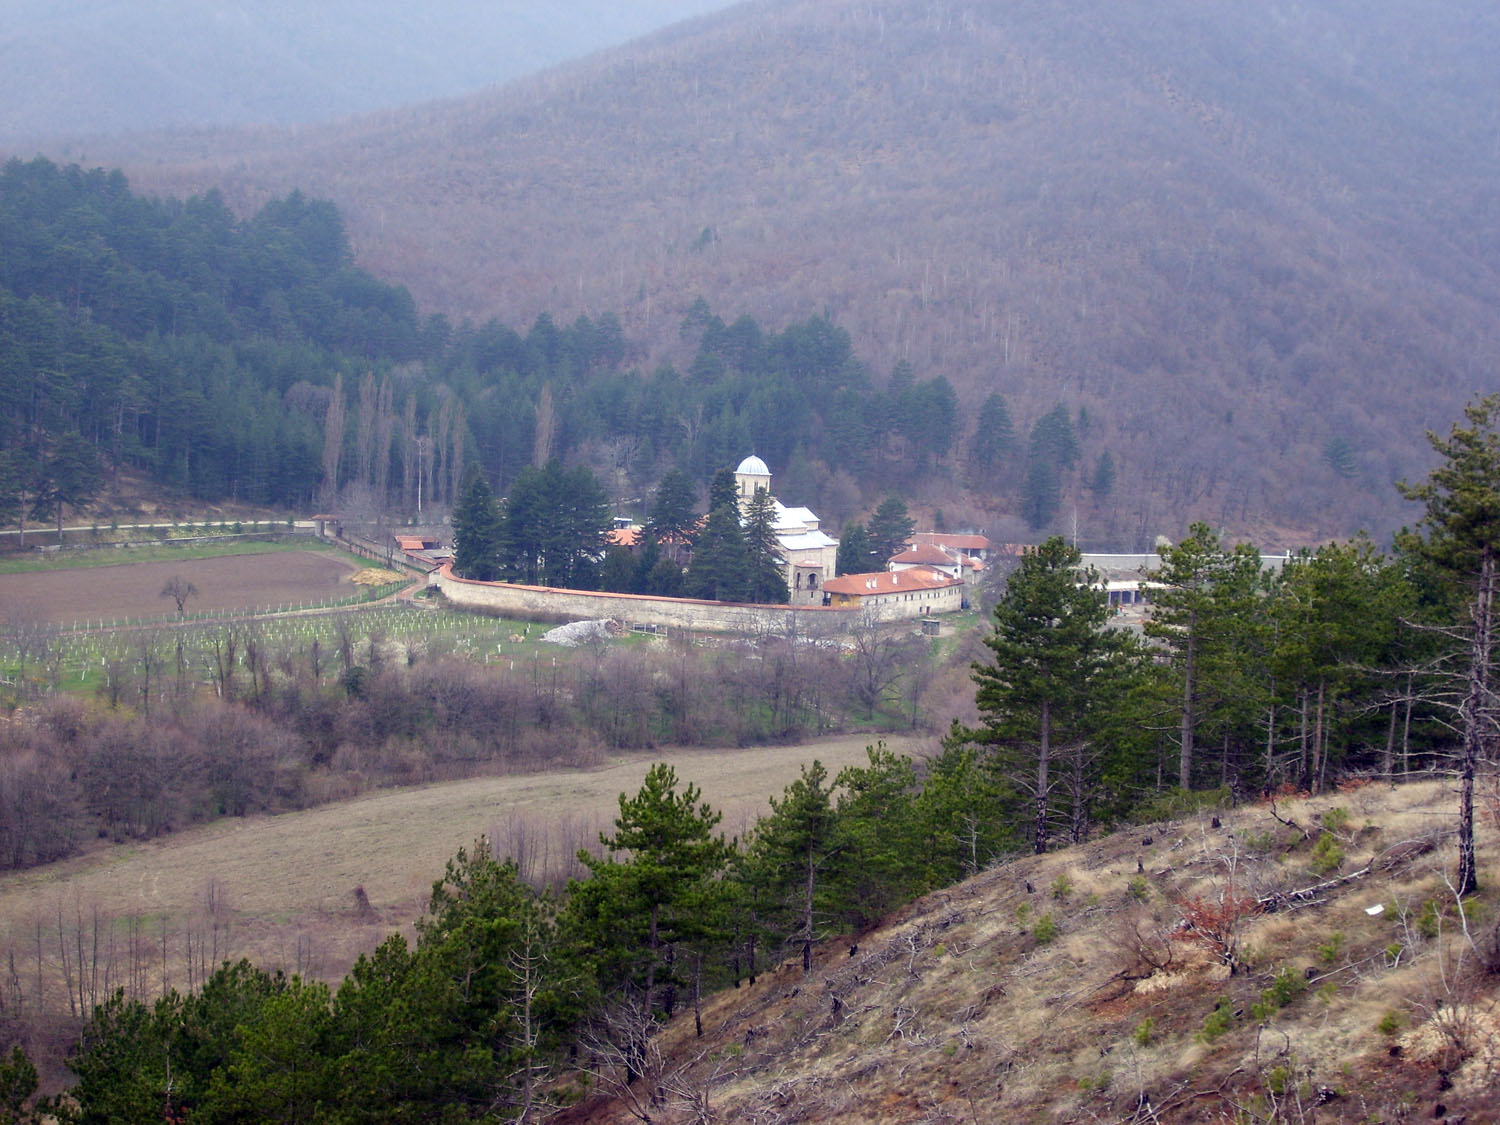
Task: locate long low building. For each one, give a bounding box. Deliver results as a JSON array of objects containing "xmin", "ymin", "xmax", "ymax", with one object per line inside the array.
[{"xmin": 821, "ymin": 567, "xmax": 965, "ymax": 618}]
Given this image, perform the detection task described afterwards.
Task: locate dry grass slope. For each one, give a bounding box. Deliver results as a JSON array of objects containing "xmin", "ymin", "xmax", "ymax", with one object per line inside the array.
[{"xmin": 560, "ymin": 778, "xmax": 1500, "ymax": 1123}]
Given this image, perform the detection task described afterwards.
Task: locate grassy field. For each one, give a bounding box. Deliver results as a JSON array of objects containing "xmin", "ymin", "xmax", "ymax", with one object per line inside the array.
[
  {"xmin": 0, "ymin": 528, "xmax": 305, "ymax": 575},
  {"xmin": 0, "ymin": 733, "xmax": 934, "ymax": 1030}
]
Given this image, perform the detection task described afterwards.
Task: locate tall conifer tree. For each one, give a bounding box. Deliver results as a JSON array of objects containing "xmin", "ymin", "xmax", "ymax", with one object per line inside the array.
[{"xmin": 1397, "ymin": 394, "xmax": 1500, "ymax": 895}]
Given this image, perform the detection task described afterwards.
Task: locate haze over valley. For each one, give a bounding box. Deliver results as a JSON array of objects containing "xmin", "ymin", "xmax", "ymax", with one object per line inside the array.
[{"xmin": 16, "ymin": 0, "xmax": 1497, "ymax": 545}]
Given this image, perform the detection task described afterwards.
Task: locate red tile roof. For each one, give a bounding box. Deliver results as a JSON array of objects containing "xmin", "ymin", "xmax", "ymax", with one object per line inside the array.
[
  {"xmin": 890, "ymin": 544, "xmax": 956, "ymax": 566},
  {"xmin": 823, "ymin": 567, "xmax": 962, "ymax": 596},
  {"xmin": 912, "ymin": 532, "xmax": 993, "ymax": 552}
]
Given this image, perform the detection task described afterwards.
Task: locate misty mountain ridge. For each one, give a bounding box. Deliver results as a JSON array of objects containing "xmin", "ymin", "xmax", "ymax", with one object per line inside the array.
[
  {"xmin": 13, "ymin": 0, "xmax": 1500, "ymax": 545},
  {"xmin": 0, "ymin": 0, "xmax": 734, "ymax": 139}
]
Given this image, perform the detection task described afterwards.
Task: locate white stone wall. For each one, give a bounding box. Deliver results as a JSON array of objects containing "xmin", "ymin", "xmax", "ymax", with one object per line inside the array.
[{"xmin": 435, "ymin": 565, "xmax": 964, "ymax": 630}]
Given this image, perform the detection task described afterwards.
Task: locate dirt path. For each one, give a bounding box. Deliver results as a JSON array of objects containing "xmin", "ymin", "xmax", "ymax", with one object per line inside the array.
[{"xmin": 0, "ymin": 733, "xmax": 936, "ymax": 974}]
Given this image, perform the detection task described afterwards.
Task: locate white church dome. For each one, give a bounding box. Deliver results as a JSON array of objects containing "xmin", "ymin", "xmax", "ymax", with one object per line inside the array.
[{"xmin": 736, "ymin": 454, "xmax": 771, "ymax": 476}]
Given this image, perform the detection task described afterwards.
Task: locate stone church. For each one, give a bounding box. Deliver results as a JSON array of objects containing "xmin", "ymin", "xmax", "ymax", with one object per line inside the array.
[{"xmin": 733, "ymin": 455, "xmax": 839, "ymax": 606}]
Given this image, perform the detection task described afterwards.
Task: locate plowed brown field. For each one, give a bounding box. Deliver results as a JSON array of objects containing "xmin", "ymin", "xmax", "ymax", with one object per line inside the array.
[{"xmin": 0, "ymin": 549, "xmax": 364, "ymax": 623}]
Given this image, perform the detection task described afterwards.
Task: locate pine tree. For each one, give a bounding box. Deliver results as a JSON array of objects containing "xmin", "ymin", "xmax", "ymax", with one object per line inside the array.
[
  {"xmin": 865, "ymin": 496, "xmax": 916, "ymax": 569},
  {"xmin": 686, "ymin": 477, "xmax": 750, "ymax": 601},
  {"xmin": 968, "ymin": 392, "xmax": 1017, "ymax": 483},
  {"xmin": 1397, "ymin": 394, "xmax": 1500, "ymax": 895},
  {"xmin": 745, "ymin": 760, "xmax": 841, "ymax": 973},
  {"xmin": 958, "ymin": 537, "xmax": 1143, "ymax": 853},
  {"xmin": 567, "ymin": 765, "xmax": 733, "ymax": 1015},
  {"xmin": 1021, "ymin": 457, "xmax": 1061, "ymax": 529},
  {"xmin": 644, "ymin": 468, "xmax": 699, "ymax": 565},
  {"xmin": 1090, "ymin": 450, "xmax": 1115, "ymax": 497},
  {"xmin": 451, "ymin": 466, "xmax": 503, "ymax": 581},
  {"xmin": 1144, "ymin": 524, "xmax": 1264, "ymax": 789},
  {"xmin": 837, "ymin": 521, "xmax": 871, "ymax": 576},
  {"xmin": 743, "ymin": 486, "xmax": 789, "ymax": 603}
]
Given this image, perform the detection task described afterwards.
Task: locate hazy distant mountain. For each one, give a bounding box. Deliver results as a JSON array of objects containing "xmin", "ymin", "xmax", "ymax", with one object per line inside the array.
[
  {"xmin": 29, "ymin": 0, "xmax": 1500, "ymax": 543},
  {"xmin": 0, "ymin": 0, "xmax": 733, "ymax": 139}
]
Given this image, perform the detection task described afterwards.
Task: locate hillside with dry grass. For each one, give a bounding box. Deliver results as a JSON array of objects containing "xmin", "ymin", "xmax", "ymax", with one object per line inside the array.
[
  {"xmin": 46, "ymin": 0, "xmax": 1500, "ymax": 544},
  {"xmin": 557, "ymin": 779, "xmax": 1500, "ymax": 1123}
]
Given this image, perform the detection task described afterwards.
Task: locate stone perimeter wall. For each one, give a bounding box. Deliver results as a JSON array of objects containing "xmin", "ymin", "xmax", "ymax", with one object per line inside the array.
[{"xmin": 433, "ymin": 565, "xmax": 958, "ymax": 631}]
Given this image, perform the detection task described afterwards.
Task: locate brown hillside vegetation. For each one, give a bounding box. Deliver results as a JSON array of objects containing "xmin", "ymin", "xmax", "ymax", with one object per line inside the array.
[
  {"xmin": 558, "ymin": 779, "xmax": 1500, "ymax": 1123},
  {"xmin": 55, "ymin": 0, "xmax": 1500, "ymax": 543}
]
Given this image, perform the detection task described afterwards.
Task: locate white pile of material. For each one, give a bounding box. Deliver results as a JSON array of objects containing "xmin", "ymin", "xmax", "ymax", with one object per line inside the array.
[{"xmin": 541, "ymin": 619, "xmax": 613, "ymax": 647}]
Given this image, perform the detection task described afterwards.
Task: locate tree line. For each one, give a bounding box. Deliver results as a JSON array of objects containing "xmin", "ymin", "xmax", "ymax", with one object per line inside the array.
[
  {"xmin": 0, "ymin": 158, "xmax": 985, "ymax": 546},
  {"xmin": 0, "ymin": 610, "xmax": 939, "ymax": 875},
  {"xmin": 8, "ymin": 744, "xmax": 1014, "ymax": 1123},
  {"xmin": 2, "ymin": 398, "xmax": 1494, "ymax": 1119},
  {"xmin": 952, "ymin": 396, "xmax": 1500, "ymax": 874}
]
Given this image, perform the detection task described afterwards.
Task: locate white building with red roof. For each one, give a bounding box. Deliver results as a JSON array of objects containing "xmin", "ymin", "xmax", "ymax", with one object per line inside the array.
[
  {"xmin": 910, "ymin": 532, "xmax": 994, "ymax": 561},
  {"xmin": 889, "ymin": 543, "xmax": 964, "ymax": 579},
  {"xmin": 822, "ymin": 566, "xmax": 964, "ymax": 619},
  {"xmin": 734, "ymin": 455, "xmax": 838, "ymax": 605}
]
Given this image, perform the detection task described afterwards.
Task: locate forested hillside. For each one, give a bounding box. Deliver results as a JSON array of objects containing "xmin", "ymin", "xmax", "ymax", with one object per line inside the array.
[
  {"xmin": 0, "ymin": 158, "xmax": 972, "ymax": 534},
  {"xmin": 57, "ymin": 0, "xmax": 1500, "ymax": 544}
]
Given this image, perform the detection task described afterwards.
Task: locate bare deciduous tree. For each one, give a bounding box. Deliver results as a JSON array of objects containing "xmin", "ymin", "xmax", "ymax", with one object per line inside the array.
[{"xmin": 159, "ymin": 575, "xmax": 198, "ymax": 616}]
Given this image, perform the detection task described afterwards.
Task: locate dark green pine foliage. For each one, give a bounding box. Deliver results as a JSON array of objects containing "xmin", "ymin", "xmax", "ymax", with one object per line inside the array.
[
  {"xmin": 864, "ymin": 495, "xmax": 916, "ymax": 569},
  {"xmin": 895, "ymin": 374, "xmax": 959, "ymax": 469},
  {"xmin": 832, "ymin": 747, "xmax": 927, "ymax": 926},
  {"xmin": 957, "ymin": 536, "xmax": 1143, "ymax": 854},
  {"xmin": 0, "ymin": 1045, "xmax": 38, "ymax": 1123},
  {"xmin": 451, "ymin": 466, "xmax": 503, "ymax": 580},
  {"xmin": 1396, "ymin": 394, "xmax": 1500, "ymax": 896},
  {"xmin": 1021, "ymin": 457, "xmax": 1061, "ymax": 529},
  {"xmin": 599, "ymin": 544, "xmax": 639, "ymax": 593},
  {"xmin": 1029, "ymin": 404, "xmax": 1080, "ymax": 470},
  {"xmin": 643, "ymin": 467, "xmax": 700, "ymax": 564},
  {"xmin": 836, "ymin": 521, "xmax": 871, "ymax": 576},
  {"xmin": 743, "ymin": 486, "xmax": 790, "ymax": 604},
  {"xmin": 70, "ymin": 960, "xmax": 303, "ymax": 1124},
  {"xmin": 969, "ymin": 392, "xmax": 1018, "ymax": 485},
  {"xmin": 70, "ymin": 846, "xmax": 559, "ymax": 1123},
  {"xmin": 1090, "ymin": 450, "xmax": 1116, "ymax": 497},
  {"xmin": 707, "ymin": 466, "xmax": 738, "ymax": 514},
  {"xmin": 0, "ymin": 159, "xmax": 426, "ymax": 511},
  {"xmin": 686, "ymin": 470, "xmax": 750, "ymax": 601},
  {"xmin": 564, "ymin": 764, "xmax": 733, "ymax": 1018},
  {"xmin": 1268, "ymin": 538, "xmax": 1406, "ymax": 792},
  {"xmin": 1143, "ymin": 523, "xmax": 1265, "ymax": 791},
  {"xmin": 1022, "ymin": 404, "xmax": 1080, "ymax": 529},
  {"xmin": 30, "ymin": 430, "xmax": 103, "ymax": 538},
  {"xmin": 501, "ymin": 460, "xmax": 612, "ymax": 588},
  {"xmin": 635, "ymin": 537, "xmax": 688, "ymax": 597},
  {"xmin": 743, "ymin": 760, "xmax": 843, "ymax": 974}
]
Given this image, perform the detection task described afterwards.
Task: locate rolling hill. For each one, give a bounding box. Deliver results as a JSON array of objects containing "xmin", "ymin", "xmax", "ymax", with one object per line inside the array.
[
  {"xmin": 16, "ymin": 0, "xmax": 1500, "ymax": 545},
  {"xmin": 554, "ymin": 779, "xmax": 1500, "ymax": 1123}
]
